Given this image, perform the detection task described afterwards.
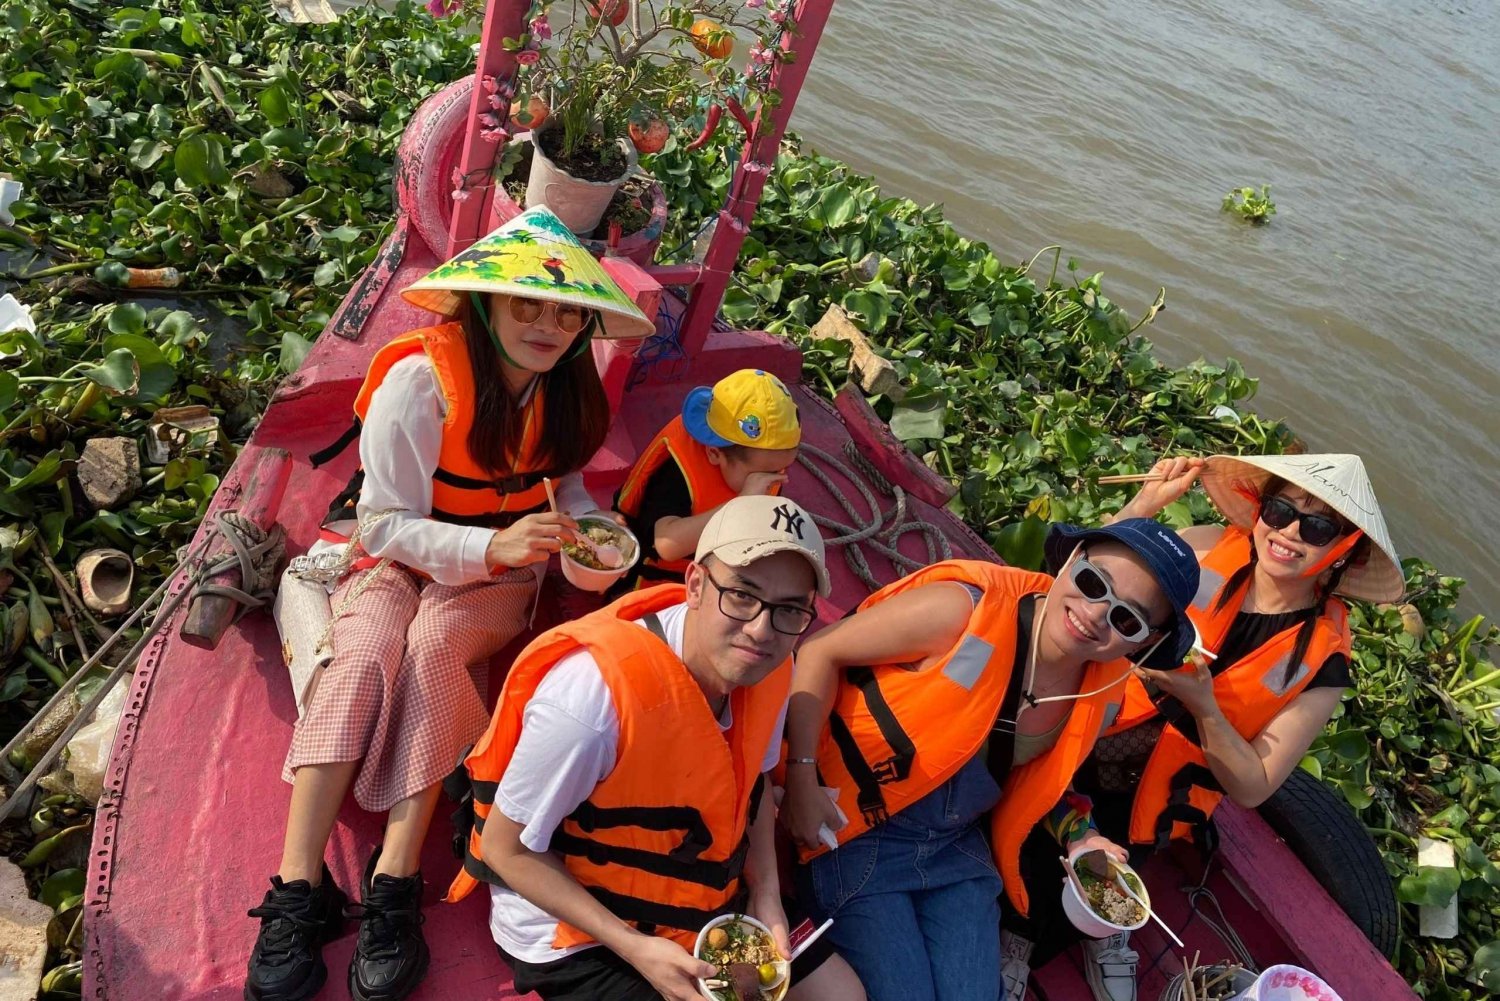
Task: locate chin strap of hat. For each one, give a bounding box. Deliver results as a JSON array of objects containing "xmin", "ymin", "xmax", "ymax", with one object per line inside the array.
[
  {"xmin": 469, "ymin": 292, "xmax": 596, "ymax": 369},
  {"xmin": 1298, "ymin": 528, "xmax": 1364, "ymax": 580}
]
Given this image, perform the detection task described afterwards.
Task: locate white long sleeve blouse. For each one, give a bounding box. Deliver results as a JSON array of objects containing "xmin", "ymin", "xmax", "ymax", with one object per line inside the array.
[{"xmin": 341, "ymin": 355, "xmax": 598, "ymax": 585}]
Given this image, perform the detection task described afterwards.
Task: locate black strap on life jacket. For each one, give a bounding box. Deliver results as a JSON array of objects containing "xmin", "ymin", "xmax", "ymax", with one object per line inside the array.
[
  {"xmin": 551, "ymin": 799, "xmax": 751, "ymax": 889},
  {"xmin": 641, "ymin": 612, "xmax": 669, "ymax": 644},
  {"xmin": 1153, "ymin": 760, "xmax": 1223, "ymax": 853},
  {"xmin": 982, "ymin": 594, "xmax": 1040, "ymax": 784},
  {"xmin": 310, "ymin": 419, "xmax": 362, "ymax": 467},
  {"xmin": 583, "ymin": 883, "xmax": 749, "ymax": 936},
  {"xmin": 427, "ymin": 504, "xmax": 543, "ymax": 529},
  {"xmin": 432, "ymin": 466, "xmax": 553, "ymax": 494},
  {"xmin": 827, "ymin": 664, "xmax": 920, "ymax": 829}
]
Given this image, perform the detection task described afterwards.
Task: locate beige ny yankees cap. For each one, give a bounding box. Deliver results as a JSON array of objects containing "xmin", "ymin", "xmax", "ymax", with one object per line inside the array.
[{"xmin": 695, "ymin": 495, "xmax": 830, "ymax": 596}]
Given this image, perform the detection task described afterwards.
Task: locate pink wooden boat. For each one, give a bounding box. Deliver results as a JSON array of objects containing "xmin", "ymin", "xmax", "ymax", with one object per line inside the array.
[{"xmin": 83, "ymin": 2, "xmax": 1415, "ymax": 998}]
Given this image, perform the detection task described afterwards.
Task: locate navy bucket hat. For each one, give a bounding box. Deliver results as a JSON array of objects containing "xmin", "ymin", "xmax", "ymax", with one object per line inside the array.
[{"xmin": 1043, "ymin": 518, "xmax": 1200, "ymax": 669}]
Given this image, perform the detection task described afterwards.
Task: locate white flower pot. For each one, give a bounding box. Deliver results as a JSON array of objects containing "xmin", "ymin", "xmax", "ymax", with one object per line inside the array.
[{"xmin": 525, "ymin": 126, "xmax": 637, "ymax": 235}]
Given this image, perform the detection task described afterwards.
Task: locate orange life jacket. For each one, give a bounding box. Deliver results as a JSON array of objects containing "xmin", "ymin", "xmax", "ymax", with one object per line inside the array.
[
  {"xmin": 445, "ymin": 584, "xmax": 790, "ymax": 951},
  {"xmin": 1105, "ymin": 526, "xmax": 1352, "ymax": 848},
  {"xmin": 800, "ymin": 560, "xmax": 1130, "ymax": 917},
  {"xmin": 615, "ymin": 416, "xmax": 739, "ymax": 583},
  {"xmin": 315, "ymin": 323, "xmax": 554, "ymax": 530}
]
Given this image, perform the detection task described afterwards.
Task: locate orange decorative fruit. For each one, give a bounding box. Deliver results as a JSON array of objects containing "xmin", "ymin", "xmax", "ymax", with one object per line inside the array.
[
  {"xmin": 628, "ymin": 118, "xmax": 669, "ymax": 154},
  {"xmin": 509, "ymin": 96, "xmax": 550, "ymax": 131},
  {"xmin": 690, "ymin": 19, "xmax": 732, "ymax": 59},
  {"xmin": 586, "ymin": 0, "xmax": 630, "ymax": 26}
]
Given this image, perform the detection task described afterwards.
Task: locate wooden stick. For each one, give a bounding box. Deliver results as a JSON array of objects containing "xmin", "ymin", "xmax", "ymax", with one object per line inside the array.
[
  {"xmin": 1096, "ymin": 473, "xmax": 1167, "ymax": 484},
  {"xmin": 180, "ymin": 447, "xmax": 291, "ymax": 649},
  {"xmin": 36, "ymin": 537, "xmax": 110, "ymax": 645},
  {"xmin": 542, "ymin": 476, "xmax": 559, "ymax": 514}
]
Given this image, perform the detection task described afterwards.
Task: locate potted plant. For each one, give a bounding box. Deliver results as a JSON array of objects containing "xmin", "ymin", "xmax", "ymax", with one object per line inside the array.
[{"xmin": 485, "ymin": 0, "xmax": 795, "ymax": 234}]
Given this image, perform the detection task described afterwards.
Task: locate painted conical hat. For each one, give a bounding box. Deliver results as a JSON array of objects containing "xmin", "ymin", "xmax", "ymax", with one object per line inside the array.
[
  {"xmin": 401, "ymin": 207, "xmax": 655, "ymax": 340},
  {"xmin": 1201, "ymin": 453, "xmax": 1404, "ymax": 603}
]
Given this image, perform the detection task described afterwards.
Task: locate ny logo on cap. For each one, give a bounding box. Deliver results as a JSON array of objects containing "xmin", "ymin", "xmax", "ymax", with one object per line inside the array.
[{"xmin": 770, "ymin": 503, "xmax": 806, "ymax": 539}]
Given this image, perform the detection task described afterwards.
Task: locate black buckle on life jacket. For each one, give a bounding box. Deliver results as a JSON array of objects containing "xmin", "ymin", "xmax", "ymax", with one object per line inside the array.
[{"xmin": 870, "ymin": 757, "xmax": 906, "ymax": 784}]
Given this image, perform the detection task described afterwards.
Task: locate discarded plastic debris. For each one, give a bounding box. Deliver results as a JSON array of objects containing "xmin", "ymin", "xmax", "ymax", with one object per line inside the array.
[
  {"xmin": 0, "ymin": 293, "xmax": 35, "ymax": 335},
  {"xmin": 0, "ymin": 176, "xmax": 22, "ymax": 226},
  {"xmin": 0, "ymin": 859, "xmax": 52, "ymax": 1001},
  {"xmin": 270, "ymin": 0, "xmax": 338, "ymax": 23},
  {"xmin": 145, "ymin": 405, "xmax": 221, "ymax": 464}
]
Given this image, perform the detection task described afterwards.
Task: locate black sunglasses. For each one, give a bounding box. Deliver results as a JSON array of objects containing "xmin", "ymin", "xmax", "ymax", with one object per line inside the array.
[
  {"xmin": 1259, "ymin": 496, "xmax": 1344, "ymax": 548},
  {"xmin": 1068, "ymin": 556, "xmax": 1154, "ymax": 643}
]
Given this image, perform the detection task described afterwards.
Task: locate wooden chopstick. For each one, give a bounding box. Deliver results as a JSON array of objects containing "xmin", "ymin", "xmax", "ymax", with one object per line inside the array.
[
  {"xmin": 543, "ymin": 476, "xmax": 559, "ymax": 513},
  {"xmin": 1096, "ymin": 473, "xmax": 1168, "ymax": 484}
]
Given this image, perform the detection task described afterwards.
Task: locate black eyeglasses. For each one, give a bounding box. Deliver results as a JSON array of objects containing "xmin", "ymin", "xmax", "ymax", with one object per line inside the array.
[
  {"xmin": 702, "ymin": 569, "xmax": 816, "ymax": 636},
  {"xmin": 1258, "ymin": 496, "xmax": 1344, "ymax": 548},
  {"xmin": 1069, "ymin": 556, "xmax": 1154, "ymax": 642}
]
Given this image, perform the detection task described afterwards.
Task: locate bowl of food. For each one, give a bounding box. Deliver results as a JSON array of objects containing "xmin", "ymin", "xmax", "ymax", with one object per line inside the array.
[
  {"xmin": 559, "ymin": 515, "xmax": 639, "ymax": 592},
  {"xmin": 1060, "ymin": 849, "xmax": 1150, "ymax": 938},
  {"xmin": 694, "ymin": 913, "xmax": 790, "ymax": 1001}
]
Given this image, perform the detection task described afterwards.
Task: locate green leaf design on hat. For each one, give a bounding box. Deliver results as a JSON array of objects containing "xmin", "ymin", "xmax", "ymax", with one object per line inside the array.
[{"xmin": 401, "ymin": 206, "xmax": 655, "ymax": 340}]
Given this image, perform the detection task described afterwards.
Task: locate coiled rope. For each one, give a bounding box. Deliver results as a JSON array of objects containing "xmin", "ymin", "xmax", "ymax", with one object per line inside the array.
[
  {"xmin": 795, "ymin": 439, "xmax": 955, "ymax": 591},
  {"xmin": 187, "ymin": 511, "xmax": 285, "ymax": 614}
]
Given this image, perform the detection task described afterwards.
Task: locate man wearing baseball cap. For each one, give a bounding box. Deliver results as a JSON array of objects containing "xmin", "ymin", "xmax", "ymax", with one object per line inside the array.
[
  {"xmin": 615, "ymin": 369, "xmax": 802, "ymax": 590},
  {"xmin": 447, "ymin": 496, "xmax": 863, "ymax": 1001}
]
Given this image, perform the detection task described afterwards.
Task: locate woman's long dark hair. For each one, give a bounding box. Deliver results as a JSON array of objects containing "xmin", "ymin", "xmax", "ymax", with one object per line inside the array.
[
  {"xmin": 1213, "ymin": 475, "xmax": 1371, "ymax": 685},
  {"xmin": 456, "ymin": 298, "xmax": 610, "ymax": 477}
]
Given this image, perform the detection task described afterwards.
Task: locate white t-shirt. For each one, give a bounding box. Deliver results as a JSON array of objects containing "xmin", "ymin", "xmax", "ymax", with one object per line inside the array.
[{"xmin": 489, "ymin": 602, "xmax": 787, "ymax": 963}]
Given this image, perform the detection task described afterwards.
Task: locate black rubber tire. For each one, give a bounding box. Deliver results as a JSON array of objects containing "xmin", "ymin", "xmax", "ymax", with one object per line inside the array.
[{"xmin": 1256, "ymin": 768, "xmax": 1400, "ymax": 959}]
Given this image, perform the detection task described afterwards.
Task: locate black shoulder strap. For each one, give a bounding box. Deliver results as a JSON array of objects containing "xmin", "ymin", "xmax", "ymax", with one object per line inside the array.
[
  {"xmin": 309, "ymin": 419, "xmax": 362, "ymax": 467},
  {"xmin": 641, "ymin": 612, "xmax": 669, "ymax": 645},
  {"xmin": 985, "ymin": 593, "xmax": 1038, "ymax": 782}
]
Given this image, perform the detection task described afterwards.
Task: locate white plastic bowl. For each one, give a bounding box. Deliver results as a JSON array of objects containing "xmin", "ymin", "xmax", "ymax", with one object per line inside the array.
[
  {"xmin": 694, "ymin": 913, "xmax": 789, "ymax": 1001},
  {"xmin": 558, "ymin": 515, "xmax": 640, "ymax": 593},
  {"xmin": 1060, "ymin": 849, "xmax": 1151, "ymax": 938},
  {"xmin": 1229, "ymin": 965, "xmax": 1343, "ymax": 1001}
]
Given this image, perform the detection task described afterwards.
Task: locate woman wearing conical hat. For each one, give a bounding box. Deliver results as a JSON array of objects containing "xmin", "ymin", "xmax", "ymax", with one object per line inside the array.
[
  {"xmin": 244, "ymin": 208, "xmax": 655, "ymax": 1001},
  {"xmin": 1000, "ymin": 453, "xmax": 1404, "ymax": 1001}
]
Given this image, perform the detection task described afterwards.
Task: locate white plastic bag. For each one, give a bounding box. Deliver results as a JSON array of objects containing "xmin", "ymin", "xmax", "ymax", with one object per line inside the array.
[{"xmin": 63, "ymin": 682, "xmax": 128, "ymax": 805}]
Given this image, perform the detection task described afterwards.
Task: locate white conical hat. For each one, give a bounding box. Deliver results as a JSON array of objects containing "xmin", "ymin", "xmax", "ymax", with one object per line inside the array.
[{"xmin": 1201, "ymin": 453, "xmax": 1404, "ymax": 603}]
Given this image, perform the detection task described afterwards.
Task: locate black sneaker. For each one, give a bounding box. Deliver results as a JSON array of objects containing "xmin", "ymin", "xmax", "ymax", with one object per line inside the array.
[
  {"xmin": 347, "ymin": 850, "xmax": 430, "ymax": 1001},
  {"xmin": 244, "ymin": 866, "xmax": 348, "ymax": 1001}
]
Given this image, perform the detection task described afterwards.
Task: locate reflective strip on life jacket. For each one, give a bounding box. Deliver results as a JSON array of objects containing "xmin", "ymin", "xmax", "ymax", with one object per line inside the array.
[
  {"xmin": 1108, "ymin": 526, "xmax": 1352, "ymax": 847},
  {"xmin": 445, "ymin": 585, "xmax": 789, "ymax": 951}
]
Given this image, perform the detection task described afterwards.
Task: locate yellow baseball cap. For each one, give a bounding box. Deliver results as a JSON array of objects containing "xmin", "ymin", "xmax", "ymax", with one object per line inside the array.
[{"xmin": 682, "ymin": 369, "xmax": 801, "ymax": 451}]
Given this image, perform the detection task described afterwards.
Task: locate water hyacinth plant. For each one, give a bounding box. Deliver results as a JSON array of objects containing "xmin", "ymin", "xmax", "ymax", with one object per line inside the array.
[{"xmin": 1222, "ymin": 184, "xmax": 1276, "ymax": 224}]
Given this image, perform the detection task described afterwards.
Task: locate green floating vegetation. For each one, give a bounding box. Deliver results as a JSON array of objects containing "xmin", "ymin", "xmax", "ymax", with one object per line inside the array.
[{"xmin": 1222, "ymin": 184, "xmax": 1276, "ymax": 225}]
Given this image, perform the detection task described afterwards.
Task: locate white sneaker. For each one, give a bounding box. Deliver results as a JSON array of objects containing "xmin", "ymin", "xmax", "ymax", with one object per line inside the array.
[
  {"xmin": 1083, "ymin": 932, "xmax": 1138, "ymax": 1001},
  {"xmin": 1000, "ymin": 929, "xmax": 1034, "ymax": 1001}
]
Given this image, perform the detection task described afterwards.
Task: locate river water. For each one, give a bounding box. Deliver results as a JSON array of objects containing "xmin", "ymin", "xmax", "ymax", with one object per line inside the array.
[{"xmin": 790, "ymin": 0, "xmax": 1500, "ymax": 612}]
